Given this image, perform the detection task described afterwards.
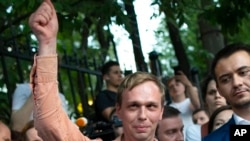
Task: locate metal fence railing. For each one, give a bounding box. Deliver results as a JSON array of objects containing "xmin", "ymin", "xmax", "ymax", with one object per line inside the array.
[{"xmin": 0, "ymin": 38, "xmax": 103, "ymax": 124}]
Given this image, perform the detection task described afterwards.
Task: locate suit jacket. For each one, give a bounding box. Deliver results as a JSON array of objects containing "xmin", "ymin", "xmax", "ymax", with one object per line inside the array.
[{"xmin": 202, "ymin": 116, "xmax": 235, "ymax": 141}]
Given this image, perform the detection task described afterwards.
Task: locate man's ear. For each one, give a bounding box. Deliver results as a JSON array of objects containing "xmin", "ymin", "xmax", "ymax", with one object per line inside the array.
[{"xmin": 103, "ymin": 74, "xmax": 110, "ymax": 80}]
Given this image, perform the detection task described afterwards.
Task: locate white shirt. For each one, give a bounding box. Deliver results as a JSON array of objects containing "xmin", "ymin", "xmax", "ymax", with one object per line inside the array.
[
  {"xmin": 169, "ymin": 98, "xmax": 195, "ymax": 139},
  {"xmin": 169, "ymin": 98, "xmax": 194, "ymax": 126},
  {"xmin": 233, "ymin": 113, "xmax": 250, "ymax": 125},
  {"xmin": 12, "ymin": 83, "xmax": 69, "ymax": 120},
  {"xmin": 186, "ymin": 124, "xmax": 201, "ymax": 141}
]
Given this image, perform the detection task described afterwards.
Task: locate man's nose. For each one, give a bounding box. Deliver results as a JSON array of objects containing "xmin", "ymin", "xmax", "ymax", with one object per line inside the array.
[
  {"xmin": 138, "ymin": 107, "xmax": 147, "ymax": 120},
  {"xmin": 232, "ymin": 74, "xmax": 243, "ymax": 88}
]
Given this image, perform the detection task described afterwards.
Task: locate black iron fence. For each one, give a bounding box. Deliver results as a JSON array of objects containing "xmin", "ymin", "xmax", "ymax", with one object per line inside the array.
[{"xmin": 0, "ymin": 38, "xmax": 103, "ymax": 124}]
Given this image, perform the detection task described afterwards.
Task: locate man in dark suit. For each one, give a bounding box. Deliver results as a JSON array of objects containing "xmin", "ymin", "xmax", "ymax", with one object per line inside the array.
[{"xmin": 203, "ymin": 43, "xmax": 250, "ymax": 141}]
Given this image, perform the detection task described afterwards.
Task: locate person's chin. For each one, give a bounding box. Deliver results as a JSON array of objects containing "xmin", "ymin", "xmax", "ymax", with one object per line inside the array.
[
  {"xmin": 233, "ymin": 97, "xmax": 250, "ymax": 107},
  {"xmin": 133, "ymin": 132, "xmax": 150, "ymax": 140},
  {"xmin": 214, "ymin": 102, "xmax": 224, "ymax": 107}
]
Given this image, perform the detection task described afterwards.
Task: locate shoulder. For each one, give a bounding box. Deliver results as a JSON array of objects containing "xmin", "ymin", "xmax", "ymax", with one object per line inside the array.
[
  {"xmin": 187, "ymin": 124, "xmax": 201, "ymax": 131},
  {"xmin": 186, "ymin": 124, "xmax": 201, "ymax": 141},
  {"xmin": 185, "ymin": 98, "xmax": 191, "ymax": 103},
  {"xmin": 203, "ymin": 117, "xmax": 235, "ymax": 141},
  {"xmin": 203, "ymin": 129, "xmax": 226, "ymax": 141},
  {"xmin": 13, "ymin": 83, "xmax": 31, "ymax": 95},
  {"xmin": 179, "ymin": 98, "xmax": 190, "ymax": 104},
  {"xmin": 180, "ymin": 98, "xmax": 191, "ymax": 106}
]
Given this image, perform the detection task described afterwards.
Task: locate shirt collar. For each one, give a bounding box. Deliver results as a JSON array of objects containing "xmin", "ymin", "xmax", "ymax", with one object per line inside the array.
[{"xmin": 233, "ymin": 113, "xmax": 250, "ymax": 125}]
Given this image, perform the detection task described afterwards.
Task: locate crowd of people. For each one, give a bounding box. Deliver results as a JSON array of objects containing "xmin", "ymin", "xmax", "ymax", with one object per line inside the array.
[{"xmin": 2, "ymin": 0, "xmax": 250, "ymax": 141}]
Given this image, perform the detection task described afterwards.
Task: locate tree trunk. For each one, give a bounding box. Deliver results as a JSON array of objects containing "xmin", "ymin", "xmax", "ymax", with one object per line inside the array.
[
  {"xmin": 124, "ymin": 0, "xmax": 148, "ymax": 72},
  {"xmin": 198, "ymin": 0, "xmax": 224, "ymax": 67},
  {"xmin": 167, "ymin": 21, "xmax": 191, "ymax": 78}
]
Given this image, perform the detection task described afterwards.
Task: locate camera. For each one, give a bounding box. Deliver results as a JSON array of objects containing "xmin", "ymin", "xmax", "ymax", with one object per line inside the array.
[{"xmin": 83, "ymin": 116, "xmax": 122, "ymax": 141}]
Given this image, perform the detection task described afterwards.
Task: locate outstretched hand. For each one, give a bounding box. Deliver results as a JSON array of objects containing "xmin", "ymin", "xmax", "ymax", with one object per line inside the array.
[{"xmin": 29, "ymin": 0, "xmax": 58, "ymax": 55}]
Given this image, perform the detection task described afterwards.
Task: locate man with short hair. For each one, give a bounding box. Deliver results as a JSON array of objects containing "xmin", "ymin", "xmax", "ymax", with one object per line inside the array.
[
  {"xmin": 28, "ymin": 0, "xmax": 165, "ymax": 140},
  {"xmin": 156, "ymin": 106, "xmax": 184, "ymax": 141},
  {"xmin": 203, "ymin": 43, "xmax": 250, "ymax": 141},
  {"xmin": 114, "ymin": 72, "xmax": 165, "ymax": 141},
  {"xmin": 95, "ymin": 60, "xmax": 123, "ymax": 122}
]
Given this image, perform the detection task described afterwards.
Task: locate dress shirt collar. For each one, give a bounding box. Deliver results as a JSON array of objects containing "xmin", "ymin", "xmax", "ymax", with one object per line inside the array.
[{"xmin": 233, "ymin": 113, "xmax": 250, "ymax": 125}]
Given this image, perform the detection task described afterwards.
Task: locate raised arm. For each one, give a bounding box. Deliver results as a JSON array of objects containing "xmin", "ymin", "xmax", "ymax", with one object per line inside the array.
[
  {"xmin": 29, "ymin": 0, "xmax": 57, "ymax": 56},
  {"xmin": 175, "ymin": 71, "xmax": 201, "ymax": 110},
  {"xmin": 29, "ymin": 1, "xmax": 101, "ymax": 140}
]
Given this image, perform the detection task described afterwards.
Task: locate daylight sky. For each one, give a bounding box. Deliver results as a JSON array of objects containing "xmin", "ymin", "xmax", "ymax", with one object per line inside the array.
[{"xmin": 111, "ymin": 0, "xmax": 161, "ymax": 72}]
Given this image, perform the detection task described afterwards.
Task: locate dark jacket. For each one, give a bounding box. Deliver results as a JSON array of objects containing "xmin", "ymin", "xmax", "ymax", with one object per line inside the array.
[{"xmin": 203, "ymin": 116, "xmax": 235, "ymax": 141}]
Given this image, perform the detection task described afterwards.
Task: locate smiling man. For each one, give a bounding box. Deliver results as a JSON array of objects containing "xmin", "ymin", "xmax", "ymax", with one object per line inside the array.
[
  {"xmin": 28, "ymin": 1, "xmax": 165, "ymax": 140},
  {"xmin": 203, "ymin": 43, "xmax": 250, "ymax": 141},
  {"xmin": 114, "ymin": 72, "xmax": 165, "ymax": 141}
]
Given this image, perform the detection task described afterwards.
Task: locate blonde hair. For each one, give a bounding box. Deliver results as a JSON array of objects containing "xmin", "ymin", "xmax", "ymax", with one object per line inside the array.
[{"xmin": 116, "ymin": 71, "xmax": 165, "ymax": 106}]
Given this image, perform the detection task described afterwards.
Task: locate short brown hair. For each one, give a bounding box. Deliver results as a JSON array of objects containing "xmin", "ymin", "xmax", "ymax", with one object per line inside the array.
[{"xmin": 116, "ymin": 71, "xmax": 165, "ymax": 106}]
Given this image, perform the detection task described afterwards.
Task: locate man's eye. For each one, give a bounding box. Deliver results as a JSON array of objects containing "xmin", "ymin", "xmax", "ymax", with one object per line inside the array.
[
  {"xmin": 167, "ymin": 129, "xmax": 176, "ymax": 135},
  {"xmin": 147, "ymin": 104, "xmax": 157, "ymax": 109},
  {"xmin": 113, "ymin": 71, "xmax": 123, "ymax": 74},
  {"xmin": 239, "ymin": 69, "xmax": 250, "ymax": 76},
  {"xmin": 129, "ymin": 104, "xmax": 138, "ymax": 109},
  {"xmin": 219, "ymin": 77, "xmax": 231, "ymax": 84}
]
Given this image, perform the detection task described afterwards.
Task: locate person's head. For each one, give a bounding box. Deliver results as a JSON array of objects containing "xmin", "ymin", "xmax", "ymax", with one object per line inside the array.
[
  {"xmin": 101, "ymin": 61, "xmax": 123, "ymax": 88},
  {"xmin": 167, "ymin": 77, "xmax": 186, "ymax": 100},
  {"xmin": 211, "ymin": 43, "xmax": 250, "ymax": 111},
  {"xmin": 156, "ymin": 106, "xmax": 184, "ymax": 141},
  {"xmin": 192, "ymin": 108, "xmax": 209, "ymax": 125},
  {"xmin": 115, "ymin": 71, "xmax": 165, "ymax": 141},
  {"xmin": 201, "ymin": 75, "xmax": 227, "ymax": 115},
  {"xmin": 0, "ymin": 120, "xmax": 11, "ymax": 141},
  {"xmin": 22, "ymin": 120, "xmax": 42, "ymax": 141},
  {"xmin": 208, "ymin": 105, "xmax": 233, "ymax": 133}
]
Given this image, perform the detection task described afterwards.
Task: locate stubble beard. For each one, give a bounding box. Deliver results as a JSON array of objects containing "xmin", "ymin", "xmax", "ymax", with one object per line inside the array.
[{"xmin": 233, "ymin": 97, "xmax": 250, "ymax": 109}]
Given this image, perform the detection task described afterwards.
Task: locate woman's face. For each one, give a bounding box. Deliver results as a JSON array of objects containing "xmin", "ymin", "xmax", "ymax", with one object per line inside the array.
[
  {"xmin": 205, "ymin": 80, "xmax": 227, "ymax": 114},
  {"xmin": 168, "ymin": 79, "xmax": 185, "ymax": 99},
  {"xmin": 212, "ymin": 109, "xmax": 233, "ymax": 131}
]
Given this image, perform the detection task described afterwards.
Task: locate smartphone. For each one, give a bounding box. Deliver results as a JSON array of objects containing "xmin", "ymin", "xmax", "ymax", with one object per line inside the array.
[{"xmin": 173, "ymin": 65, "xmax": 182, "ymax": 75}]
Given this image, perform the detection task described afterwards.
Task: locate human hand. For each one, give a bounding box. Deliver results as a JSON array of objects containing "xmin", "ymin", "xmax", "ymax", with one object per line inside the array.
[
  {"xmin": 29, "ymin": 0, "xmax": 58, "ymax": 55},
  {"xmin": 174, "ymin": 71, "xmax": 192, "ymax": 87}
]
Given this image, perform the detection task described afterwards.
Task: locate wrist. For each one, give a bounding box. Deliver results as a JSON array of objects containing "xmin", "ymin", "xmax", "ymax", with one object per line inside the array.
[{"xmin": 38, "ymin": 38, "xmax": 57, "ymax": 56}]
